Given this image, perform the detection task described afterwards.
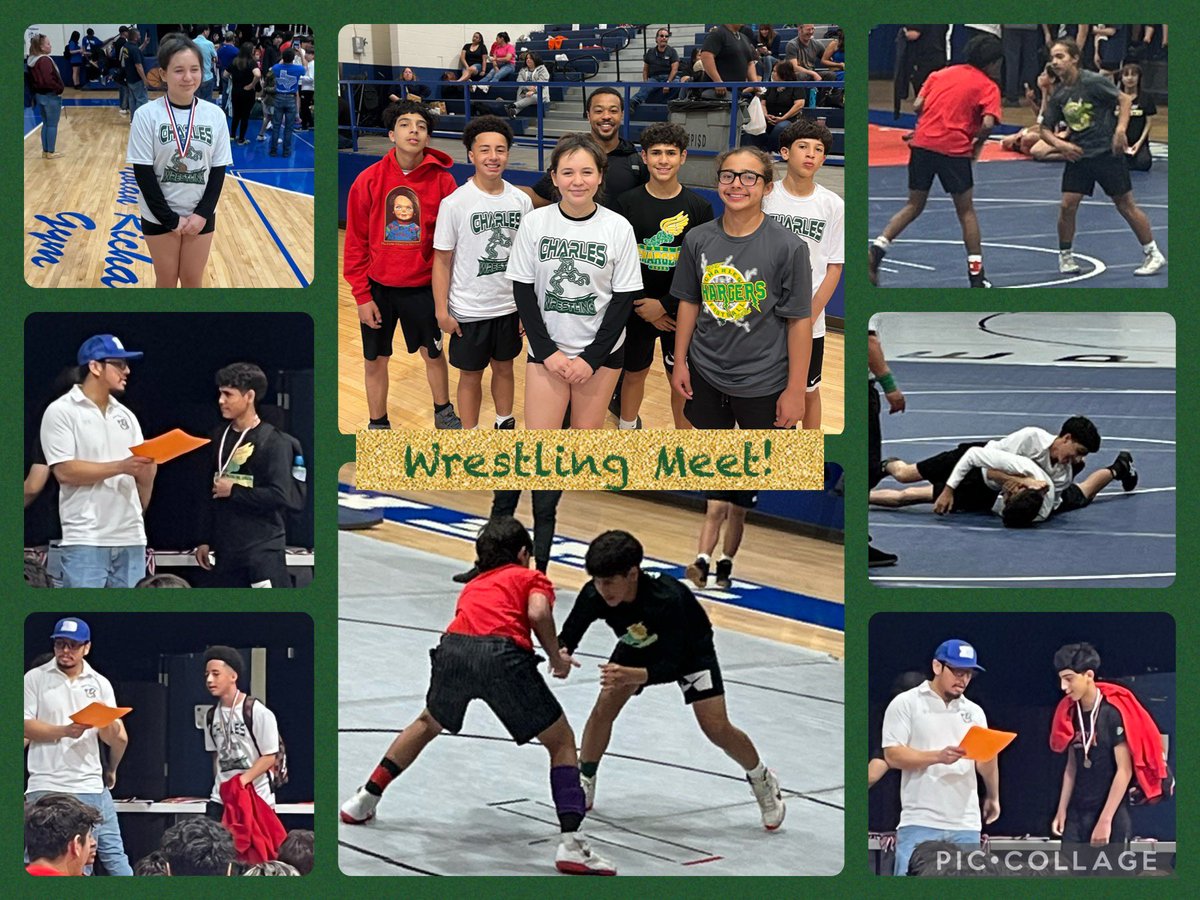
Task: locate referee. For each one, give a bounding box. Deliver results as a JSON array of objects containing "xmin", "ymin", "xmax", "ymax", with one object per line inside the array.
[{"xmin": 869, "ymin": 315, "xmax": 905, "ymax": 566}]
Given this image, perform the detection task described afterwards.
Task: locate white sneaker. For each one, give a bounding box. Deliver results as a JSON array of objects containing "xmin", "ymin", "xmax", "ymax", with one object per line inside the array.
[
  {"xmin": 1058, "ymin": 252, "xmax": 1081, "ymax": 274},
  {"xmin": 555, "ymin": 833, "xmax": 617, "ymax": 875},
  {"xmin": 748, "ymin": 769, "xmax": 786, "ymax": 830},
  {"xmin": 1134, "ymin": 248, "xmax": 1166, "ymax": 276},
  {"xmin": 581, "ymin": 773, "xmax": 596, "ymax": 811},
  {"xmin": 340, "ymin": 786, "xmax": 379, "ymax": 824}
]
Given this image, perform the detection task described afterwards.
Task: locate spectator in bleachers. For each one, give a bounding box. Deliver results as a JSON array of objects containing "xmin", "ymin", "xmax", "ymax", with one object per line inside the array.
[
  {"xmin": 754, "ymin": 24, "xmax": 781, "ymax": 79},
  {"xmin": 228, "ymin": 43, "xmax": 261, "ymax": 145},
  {"xmin": 24, "ymin": 793, "xmax": 101, "ymax": 876},
  {"xmin": 821, "ymin": 28, "xmax": 845, "ymax": 77},
  {"xmin": 390, "ymin": 67, "xmax": 429, "ymax": 104},
  {"xmin": 901, "ymin": 25, "xmax": 948, "ymax": 95},
  {"xmin": 698, "ymin": 23, "xmax": 761, "ymax": 98},
  {"xmin": 1091, "ymin": 25, "xmax": 1129, "ymax": 78},
  {"xmin": 751, "ymin": 61, "xmax": 808, "ymax": 151},
  {"xmin": 1119, "ymin": 63, "xmax": 1155, "ymax": 171},
  {"xmin": 785, "ymin": 23, "xmax": 825, "ymax": 81},
  {"xmin": 456, "ymin": 31, "xmax": 488, "ymax": 82},
  {"xmin": 509, "ymin": 52, "xmax": 550, "ymax": 116},
  {"xmin": 474, "ymin": 31, "xmax": 516, "ymax": 92},
  {"xmin": 1001, "ymin": 25, "xmax": 1041, "ymax": 105},
  {"xmin": 630, "ymin": 27, "xmax": 679, "ymax": 111}
]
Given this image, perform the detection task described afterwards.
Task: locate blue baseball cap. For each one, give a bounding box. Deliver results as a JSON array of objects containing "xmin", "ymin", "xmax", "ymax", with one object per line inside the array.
[
  {"xmin": 51, "ymin": 617, "xmax": 91, "ymax": 643},
  {"xmin": 78, "ymin": 334, "xmax": 144, "ymax": 366},
  {"xmin": 934, "ymin": 639, "xmax": 985, "ymax": 671}
]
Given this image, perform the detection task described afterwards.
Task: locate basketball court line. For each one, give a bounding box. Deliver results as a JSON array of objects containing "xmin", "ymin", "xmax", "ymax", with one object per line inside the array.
[{"xmin": 232, "ymin": 176, "xmax": 310, "ymax": 287}]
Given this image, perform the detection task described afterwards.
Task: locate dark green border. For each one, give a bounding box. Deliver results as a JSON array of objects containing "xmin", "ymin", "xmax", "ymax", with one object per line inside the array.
[{"xmin": 7, "ymin": 6, "xmax": 1191, "ymax": 896}]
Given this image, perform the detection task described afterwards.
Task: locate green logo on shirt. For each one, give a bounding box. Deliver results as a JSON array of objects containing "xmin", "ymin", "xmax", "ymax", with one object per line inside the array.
[
  {"xmin": 701, "ymin": 261, "xmax": 766, "ymax": 322},
  {"xmin": 1063, "ymin": 99, "xmax": 1096, "ymax": 132}
]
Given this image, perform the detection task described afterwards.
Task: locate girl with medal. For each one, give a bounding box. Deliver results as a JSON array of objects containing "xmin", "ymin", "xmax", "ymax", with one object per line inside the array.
[{"xmin": 127, "ymin": 33, "xmax": 233, "ymax": 287}]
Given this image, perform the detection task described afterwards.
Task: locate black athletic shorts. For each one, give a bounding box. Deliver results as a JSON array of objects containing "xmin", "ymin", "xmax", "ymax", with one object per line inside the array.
[
  {"xmin": 1062, "ymin": 803, "xmax": 1131, "ymax": 844},
  {"xmin": 361, "ymin": 280, "xmax": 444, "ymax": 361},
  {"xmin": 705, "ymin": 490, "xmax": 759, "ymax": 509},
  {"xmin": 623, "ymin": 310, "xmax": 675, "ymax": 374},
  {"xmin": 807, "ymin": 335, "xmax": 825, "ymax": 390},
  {"xmin": 610, "ymin": 634, "xmax": 724, "ymax": 705},
  {"xmin": 425, "ymin": 633, "xmax": 563, "ymax": 745},
  {"xmin": 211, "ymin": 546, "xmax": 290, "ymax": 588},
  {"xmin": 449, "ymin": 312, "xmax": 523, "ymax": 370},
  {"xmin": 527, "ymin": 345, "xmax": 625, "ymax": 369},
  {"xmin": 1056, "ymin": 482, "xmax": 1091, "ymax": 513},
  {"xmin": 916, "ymin": 442, "xmax": 996, "ymax": 511},
  {"xmin": 684, "ymin": 359, "xmax": 782, "ymax": 429},
  {"xmin": 908, "ymin": 145, "xmax": 973, "ymax": 195},
  {"xmin": 1062, "ymin": 153, "xmax": 1132, "ymax": 198},
  {"xmin": 141, "ymin": 214, "xmax": 216, "ymax": 236}
]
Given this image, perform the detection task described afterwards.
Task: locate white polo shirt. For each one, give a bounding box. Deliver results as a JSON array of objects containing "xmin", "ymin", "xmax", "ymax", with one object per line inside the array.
[
  {"xmin": 24, "ymin": 658, "xmax": 117, "ymax": 795},
  {"xmin": 40, "ymin": 385, "xmax": 146, "ymax": 546},
  {"xmin": 882, "ymin": 681, "xmax": 988, "ymax": 830}
]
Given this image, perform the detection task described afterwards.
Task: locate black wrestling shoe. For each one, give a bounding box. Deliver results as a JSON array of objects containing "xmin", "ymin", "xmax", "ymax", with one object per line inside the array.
[
  {"xmin": 714, "ymin": 558, "xmax": 733, "ymax": 589},
  {"xmin": 880, "ymin": 457, "xmax": 899, "ymax": 480},
  {"xmin": 495, "ymin": 417, "xmax": 516, "ymax": 430},
  {"xmin": 685, "ymin": 557, "xmax": 710, "ymax": 589},
  {"xmin": 1110, "ymin": 451, "xmax": 1138, "ymax": 491},
  {"xmin": 969, "ymin": 273, "xmax": 992, "ymax": 288},
  {"xmin": 868, "ymin": 545, "xmax": 898, "ymax": 568},
  {"xmin": 868, "ymin": 244, "xmax": 885, "ymax": 286}
]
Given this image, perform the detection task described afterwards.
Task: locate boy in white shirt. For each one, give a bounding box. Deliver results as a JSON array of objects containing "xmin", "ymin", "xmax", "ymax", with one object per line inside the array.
[
  {"xmin": 762, "ymin": 119, "xmax": 844, "ymax": 431},
  {"xmin": 433, "ymin": 116, "xmax": 533, "ymax": 429}
]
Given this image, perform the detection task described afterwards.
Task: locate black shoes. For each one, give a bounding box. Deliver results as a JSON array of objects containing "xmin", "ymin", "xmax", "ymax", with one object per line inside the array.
[{"xmin": 1110, "ymin": 451, "xmax": 1138, "ymax": 491}]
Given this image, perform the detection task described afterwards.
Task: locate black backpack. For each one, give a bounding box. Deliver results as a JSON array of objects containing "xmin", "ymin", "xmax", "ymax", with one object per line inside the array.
[{"xmin": 206, "ymin": 696, "xmax": 289, "ymax": 792}]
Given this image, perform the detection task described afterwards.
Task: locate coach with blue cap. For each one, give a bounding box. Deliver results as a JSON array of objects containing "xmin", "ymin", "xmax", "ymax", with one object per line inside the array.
[
  {"xmin": 880, "ymin": 638, "xmax": 1001, "ymax": 875},
  {"xmin": 24, "ymin": 616, "xmax": 132, "ymax": 874},
  {"xmin": 39, "ymin": 334, "xmax": 156, "ymax": 587}
]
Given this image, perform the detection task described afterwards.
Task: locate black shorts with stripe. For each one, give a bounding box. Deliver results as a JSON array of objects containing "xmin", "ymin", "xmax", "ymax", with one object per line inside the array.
[
  {"xmin": 610, "ymin": 634, "xmax": 724, "ymax": 705},
  {"xmin": 425, "ymin": 633, "xmax": 563, "ymax": 745},
  {"xmin": 916, "ymin": 442, "xmax": 996, "ymax": 511}
]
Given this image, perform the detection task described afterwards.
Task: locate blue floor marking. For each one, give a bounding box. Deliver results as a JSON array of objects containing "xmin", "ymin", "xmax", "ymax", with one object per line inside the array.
[
  {"xmin": 232, "ymin": 173, "xmax": 310, "ymax": 287},
  {"xmin": 339, "ymin": 486, "xmax": 845, "ymax": 632}
]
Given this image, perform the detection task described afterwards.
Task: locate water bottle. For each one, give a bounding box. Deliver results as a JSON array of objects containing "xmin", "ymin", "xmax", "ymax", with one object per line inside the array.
[{"xmin": 291, "ymin": 455, "xmax": 307, "ymax": 483}]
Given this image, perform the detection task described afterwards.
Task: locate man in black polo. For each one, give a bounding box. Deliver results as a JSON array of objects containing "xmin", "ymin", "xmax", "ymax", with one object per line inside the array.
[
  {"xmin": 523, "ymin": 87, "xmax": 648, "ymax": 211},
  {"xmin": 698, "ymin": 23, "xmax": 760, "ymax": 98},
  {"xmin": 630, "ymin": 28, "xmax": 679, "ymax": 111}
]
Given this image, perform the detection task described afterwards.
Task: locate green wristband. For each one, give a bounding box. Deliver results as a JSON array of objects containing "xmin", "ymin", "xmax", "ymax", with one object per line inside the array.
[{"xmin": 878, "ymin": 373, "xmax": 897, "ymax": 393}]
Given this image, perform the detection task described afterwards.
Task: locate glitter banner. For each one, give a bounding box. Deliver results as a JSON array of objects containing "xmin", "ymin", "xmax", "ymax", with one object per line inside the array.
[{"xmin": 356, "ymin": 430, "xmax": 824, "ymax": 492}]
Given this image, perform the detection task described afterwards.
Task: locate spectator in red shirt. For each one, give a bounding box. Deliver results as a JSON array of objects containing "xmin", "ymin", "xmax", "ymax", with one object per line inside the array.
[
  {"xmin": 338, "ymin": 517, "xmax": 617, "ymax": 876},
  {"xmin": 25, "ymin": 793, "xmax": 101, "ymax": 876},
  {"xmin": 870, "ymin": 35, "xmax": 1003, "ymax": 288}
]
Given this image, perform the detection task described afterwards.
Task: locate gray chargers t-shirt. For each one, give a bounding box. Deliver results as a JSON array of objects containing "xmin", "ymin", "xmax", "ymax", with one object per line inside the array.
[{"xmin": 1044, "ymin": 70, "xmax": 1121, "ymax": 159}]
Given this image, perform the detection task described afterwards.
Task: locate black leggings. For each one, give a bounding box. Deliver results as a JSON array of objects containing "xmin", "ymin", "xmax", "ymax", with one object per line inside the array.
[{"xmin": 231, "ymin": 90, "xmax": 256, "ymax": 141}]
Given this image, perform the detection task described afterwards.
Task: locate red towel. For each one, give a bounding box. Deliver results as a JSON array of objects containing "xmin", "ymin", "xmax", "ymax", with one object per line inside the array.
[
  {"xmin": 1049, "ymin": 682, "xmax": 1169, "ymax": 802},
  {"xmin": 219, "ymin": 777, "xmax": 287, "ymax": 864}
]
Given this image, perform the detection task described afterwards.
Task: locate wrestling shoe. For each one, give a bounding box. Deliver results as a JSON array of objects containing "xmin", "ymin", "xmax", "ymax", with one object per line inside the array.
[
  {"xmin": 868, "ymin": 545, "xmax": 898, "ymax": 568},
  {"xmin": 581, "ymin": 773, "xmax": 596, "ymax": 810},
  {"xmin": 1058, "ymin": 251, "xmax": 1081, "ymax": 274},
  {"xmin": 715, "ymin": 558, "xmax": 734, "ymax": 589},
  {"xmin": 555, "ymin": 833, "xmax": 616, "ymax": 875},
  {"xmin": 969, "ymin": 274, "xmax": 992, "ymax": 288},
  {"xmin": 1134, "ymin": 247, "xmax": 1166, "ymax": 276},
  {"xmin": 495, "ymin": 416, "xmax": 516, "ymax": 430},
  {"xmin": 868, "ymin": 244, "xmax": 885, "ymax": 286},
  {"xmin": 434, "ymin": 403, "xmax": 463, "ymax": 429},
  {"xmin": 879, "ymin": 457, "xmax": 899, "ymax": 480},
  {"xmin": 748, "ymin": 769, "xmax": 786, "ymax": 830},
  {"xmin": 366, "ymin": 420, "xmax": 392, "ymax": 430},
  {"xmin": 1110, "ymin": 451, "xmax": 1138, "ymax": 491},
  {"xmin": 685, "ymin": 557, "xmax": 710, "ymax": 589},
  {"xmin": 452, "ymin": 564, "xmax": 479, "ymax": 584},
  {"xmin": 340, "ymin": 786, "xmax": 379, "ymax": 824}
]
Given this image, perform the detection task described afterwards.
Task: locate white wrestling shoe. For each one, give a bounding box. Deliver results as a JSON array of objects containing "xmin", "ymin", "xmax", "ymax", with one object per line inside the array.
[
  {"xmin": 1058, "ymin": 251, "xmax": 1081, "ymax": 274},
  {"xmin": 748, "ymin": 769, "xmax": 786, "ymax": 830},
  {"xmin": 556, "ymin": 833, "xmax": 617, "ymax": 875},
  {"xmin": 1134, "ymin": 247, "xmax": 1166, "ymax": 276},
  {"xmin": 581, "ymin": 773, "xmax": 596, "ymax": 811},
  {"xmin": 339, "ymin": 786, "xmax": 379, "ymax": 824}
]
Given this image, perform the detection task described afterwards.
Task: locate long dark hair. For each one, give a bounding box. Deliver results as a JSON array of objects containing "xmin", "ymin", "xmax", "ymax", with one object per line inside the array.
[{"xmin": 233, "ymin": 41, "xmax": 256, "ymax": 71}]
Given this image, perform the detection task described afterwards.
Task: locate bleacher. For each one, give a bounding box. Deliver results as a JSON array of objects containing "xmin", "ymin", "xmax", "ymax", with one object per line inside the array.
[{"xmin": 339, "ymin": 23, "xmax": 844, "ymax": 160}]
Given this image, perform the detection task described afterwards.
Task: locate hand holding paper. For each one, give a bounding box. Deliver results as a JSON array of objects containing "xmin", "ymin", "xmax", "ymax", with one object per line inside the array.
[
  {"xmin": 71, "ymin": 702, "xmax": 132, "ymax": 729},
  {"xmin": 959, "ymin": 725, "xmax": 1017, "ymax": 762},
  {"xmin": 129, "ymin": 429, "xmax": 210, "ymax": 465}
]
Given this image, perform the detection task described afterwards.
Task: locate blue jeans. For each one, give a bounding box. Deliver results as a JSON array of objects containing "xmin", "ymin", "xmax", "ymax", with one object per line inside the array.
[
  {"xmin": 59, "ymin": 545, "xmax": 146, "ymax": 588},
  {"xmin": 26, "ymin": 788, "xmax": 132, "ymax": 875},
  {"xmin": 127, "ymin": 80, "xmax": 149, "ymax": 116},
  {"xmin": 893, "ymin": 825, "xmax": 980, "ymax": 876},
  {"xmin": 118, "ymin": 81, "xmax": 128, "ymax": 111},
  {"xmin": 271, "ymin": 93, "xmax": 298, "ymax": 154},
  {"xmin": 481, "ymin": 64, "xmax": 514, "ymax": 83},
  {"xmin": 34, "ymin": 93, "xmax": 62, "ymax": 151},
  {"xmin": 197, "ymin": 76, "xmax": 215, "ymax": 101},
  {"xmin": 631, "ymin": 74, "xmax": 673, "ymax": 107}
]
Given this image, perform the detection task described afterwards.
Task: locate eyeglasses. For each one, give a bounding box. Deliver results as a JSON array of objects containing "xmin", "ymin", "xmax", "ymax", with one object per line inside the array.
[
  {"xmin": 717, "ymin": 169, "xmax": 767, "ymax": 187},
  {"xmin": 103, "ymin": 359, "xmax": 130, "ymax": 372},
  {"xmin": 53, "ymin": 639, "xmax": 86, "ymax": 651}
]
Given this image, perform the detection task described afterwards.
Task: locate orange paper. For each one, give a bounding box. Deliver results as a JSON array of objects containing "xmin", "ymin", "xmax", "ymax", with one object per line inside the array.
[
  {"xmin": 129, "ymin": 429, "xmax": 210, "ymax": 464},
  {"xmin": 959, "ymin": 725, "xmax": 1017, "ymax": 762},
  {"xmin": 70, "ymin": 703, "xmax": 132, "ymax": 728}
]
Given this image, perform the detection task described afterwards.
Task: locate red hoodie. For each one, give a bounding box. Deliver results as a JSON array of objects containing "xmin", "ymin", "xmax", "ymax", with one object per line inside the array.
[
  {"xmin": 219, "ymin": 777, "xmax": 287, "ymax": 865},
  {"xmin": 1049, "ymin": 682, "xmax": 1170, "ymax": 802},
  {"xmin": 343, "ymin": 145, "xmax": 457, "ymax": 304}
]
